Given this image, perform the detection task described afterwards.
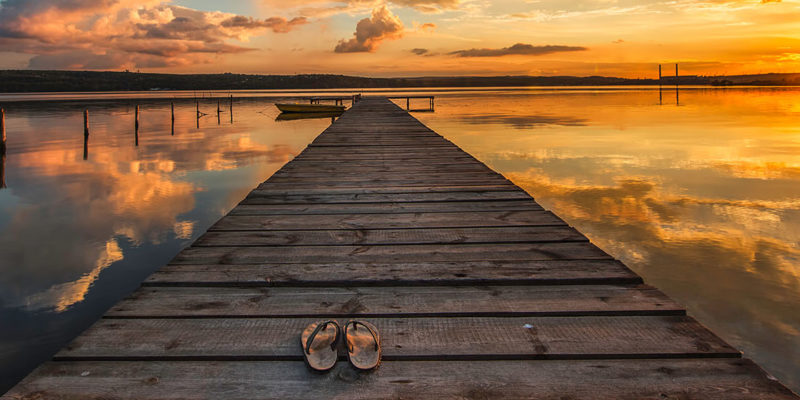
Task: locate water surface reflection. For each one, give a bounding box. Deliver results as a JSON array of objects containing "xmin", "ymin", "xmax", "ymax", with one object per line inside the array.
[
  {"xmin": 415, "ymin": 87, "xmax": 800, "ymax": 392},
  {"xmin": 0, "ymin": 98, "xmax": 324, "ymax": 391}
]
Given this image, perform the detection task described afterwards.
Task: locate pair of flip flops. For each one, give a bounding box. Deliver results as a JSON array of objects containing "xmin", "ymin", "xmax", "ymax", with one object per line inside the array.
[{"xmin": 301, "ymin": 320, "xmax": 381, "ymax": 372}]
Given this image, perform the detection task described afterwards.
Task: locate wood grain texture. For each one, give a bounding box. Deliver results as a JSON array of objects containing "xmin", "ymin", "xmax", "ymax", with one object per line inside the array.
[
  {"xmin": 5, "ymin": 359, "xmax": 796, "ymax": 400},
  {"xmin": 227, "ymin": 201, "xmax": 544, "ymax": 215},
  {"xmin": 144, "ymin": 260, "xmax": 642, "ymax": 286},
  {"xmin": 55, "ymin": 316, "xmax": 737, "ymax": 359},
  {"xmin": 170, "ymin": 242, "xmax": 613, "ymax": 264},
  {"xmin": 210, "ymin": 210, "xmax": 567, "ymax": 230},
  {"xmin": 241, "ymin": 190, "xmax": 529, "ymax": 204},
  {"xmin": 194, "ymin": 226, "xmax": 586, "ymax": 246},
  {"xmin": 106, "ymin": 285, "xmax": 683, "ymax": 318}
]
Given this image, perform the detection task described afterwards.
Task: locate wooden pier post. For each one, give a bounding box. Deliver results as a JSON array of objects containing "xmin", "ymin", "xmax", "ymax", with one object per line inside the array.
[
  {"xmin": 217, "ymin": 100, "xmax": 221, "ymax": 125},
  {"xmin": 406, "ymin": 97, "xmax": 410, "ymax": 110},
  {"xmin": 0, "ymin": 108, "xmax": 5, "ymax": 188},
  {"xmin": 675, "ymin": 63, "xmax": 680, "ymax": 106},
  {"xmin": 196, "ymin": 101, "xmax": 200, "ymax": 129},
  {"xmin": 1, "ymin": 108, "xmax": 6, "ymax": 153},
  {"xmin": 229, "ymin": 95, "xmax": 233, "ymax": 124},
  {"xmin": 0, "ymin": 148, "xmax": 5, "ymax": 188}
]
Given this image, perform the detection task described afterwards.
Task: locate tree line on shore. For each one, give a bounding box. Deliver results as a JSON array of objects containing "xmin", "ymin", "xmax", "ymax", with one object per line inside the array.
[{"xmin": 1, "ymin": 70, "xmax": 798, "ymax": 92}]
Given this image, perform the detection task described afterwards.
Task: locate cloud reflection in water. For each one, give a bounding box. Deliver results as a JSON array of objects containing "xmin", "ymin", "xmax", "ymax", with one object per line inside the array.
[{"xmin": 416, "ymin": 87, "xmax": 800, "ymax": 392}]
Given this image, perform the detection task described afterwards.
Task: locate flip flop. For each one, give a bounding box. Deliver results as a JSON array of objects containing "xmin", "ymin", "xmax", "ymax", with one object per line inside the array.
[
  {"xmin": 344, "ymin": 320, "xmax": 381, "ymax": 370},
  {"xmin": 301, "ymin": 320, "xmax": 340, "ymax": 372}
]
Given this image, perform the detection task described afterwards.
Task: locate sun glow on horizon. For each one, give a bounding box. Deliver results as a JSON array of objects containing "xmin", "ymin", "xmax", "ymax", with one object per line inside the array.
[{"xmin": 0, "ymin": 0, "xmax": 798, "ymax": 78}]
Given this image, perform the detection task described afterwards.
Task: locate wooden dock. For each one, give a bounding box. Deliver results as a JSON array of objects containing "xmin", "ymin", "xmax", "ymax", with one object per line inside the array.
[{"xmin": 3, "ymin": 97, "xmax": 797, "ymax": 399}]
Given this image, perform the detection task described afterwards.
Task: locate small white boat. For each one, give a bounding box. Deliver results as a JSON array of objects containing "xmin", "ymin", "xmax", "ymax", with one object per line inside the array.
[{"xmin": 275, "ymin": 103, "xmax": 346, "ymax": 113}]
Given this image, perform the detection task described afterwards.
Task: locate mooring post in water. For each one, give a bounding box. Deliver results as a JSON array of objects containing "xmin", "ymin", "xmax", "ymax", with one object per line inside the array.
[
  {"xmin": 406, "ymin": 97, "xmax": 410, "ymax": 110},
  {"xmin": 134, "ymin": 105, "xmax": 140, "ymax": 146},
  {"xmin": 675, "ymin": 63, "xmax": 680, "ymax": 106},
  {"xmin": 0, "ymin": 150, "xmax": 5, "ymax": 189},
  {"xmin": 84, "ymin": 109, "xmax": 89, "ymax": 137},
  {"xmin": 1, "ymin": 108, "xmax": 6, "ymax": 153},
  {"xmin": 217, "ymin": 100, "xmax": 221, "ymax": 125},
  {"xmin": 171, "ymin": 102, "xmax": 175, "ymax": 135},
  {"xmin": 229, "ymin": 95, "xmax": 233, "ymax": 124}
]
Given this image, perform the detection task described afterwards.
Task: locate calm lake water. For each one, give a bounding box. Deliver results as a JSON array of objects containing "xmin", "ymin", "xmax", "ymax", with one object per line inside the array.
[{"xmin": 1, "ymin": 87, "xmax": 799, "ymax": 393}]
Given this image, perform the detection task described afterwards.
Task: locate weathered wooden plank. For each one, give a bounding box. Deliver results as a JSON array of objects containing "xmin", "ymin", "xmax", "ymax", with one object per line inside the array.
[
  {"xmin": 228, "ymin": 201, "xmax": 543, "ymax": 215},
  {"xmin": 5, "ymin": 359, "xmax": 795, "ymax": 400},
  {"xmin": 262, "ymin": 177, "xmax": 511, "ymax": 185},
  {"xmin": 273, "ymin": 166, "xmax": 498, "ymax": 175},
  {"xmin": 106, "ymin": 285, "xmax": 683, "ymax": 318},
  {"xmin": 308, "ymin": 143, "xmax": 456, "ymax": 148},
  {"xmin": 293, "ymin": 154, "xmax": 476, "ymax": 161},
  {"xmin": 269, "ymin": 170, "xmax": 505, "ymax": 179},
  {"xmin": 254, "ymin": 179, "xmax": 517, "ymax": 189},
  {"xmin": 241, "ymin": 191, "xmax": 529, "ymax": 205},
  {"xmin": 310, "ymin": 139, "xmax": 450, "ymax": 145},
  {"xmin": 54, "ymin": 316, "xmax": 738, "ymax": 360},
  {"xmin": 285, "ymin": 159, "xmax": 486, "ymax": 166},
  {"xmin": 145, "ymin": 260, "xmax": 641, "ymax": 286},
  {"xmin": 194, "ymin": 226, "xmax": 586, "ymax": 247},
  {"xmin": 211, "ymin": 210, "xmax": 565, "ymax": 230},
  {"xmin": 253, "ymin": 184, "xmax": 517, "ymax": 195},
  {"xmin": 298, "ymin": 147, "xmax": 466, "ymax": 154},
  {"xmin": 170, "ymin": 242, "xmax": 612, "ymax": 264}
]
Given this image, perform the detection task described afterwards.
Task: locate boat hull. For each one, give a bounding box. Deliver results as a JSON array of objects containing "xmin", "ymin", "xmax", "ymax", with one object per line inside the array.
[
  {"xmin": 276, "ymin": 111, "xmax": 343, "ymax": 121},
  {"xmin": 275, "ymin": 103, "xmax": 346, "ymax": 113}
]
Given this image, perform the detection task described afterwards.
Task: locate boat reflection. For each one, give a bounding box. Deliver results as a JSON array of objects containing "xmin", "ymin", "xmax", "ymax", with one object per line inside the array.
[{"xmin": 275, "ymin": 111, "xmax": 343, "ymax": 122}]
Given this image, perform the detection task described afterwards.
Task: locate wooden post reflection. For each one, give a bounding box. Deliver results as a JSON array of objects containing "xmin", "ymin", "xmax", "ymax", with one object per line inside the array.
[
  {"xmin": 217, "ymin": 99, "xmax": 221, "ymax": 125},
  {"xmin": 171, "ymin": 102, "xmax": 175, "ymax": 136},
  {"xmin": 135, "ymin": 105, "xmax": 140, "ymax": 146},
  {"xmin": 0, "ymin": 108, "xmax": 5, "ymax": 188},
  {"xmin": 83, "ymin": 109, "xmax": 89, "ymax": 160},
  {"xmin": 1, "ymin": 108, "xmax": 6, "ymax": 153},
  {"xmin": 658, "ymin": 64, "xmax": 663, "ymax": 105},
  {"xmin": 229, "ymin": 95, "xmax": 233, "ymax": 124},
  {"xmin": 0, "ymin": 150, "xmax": 5, "ymax": 189}
]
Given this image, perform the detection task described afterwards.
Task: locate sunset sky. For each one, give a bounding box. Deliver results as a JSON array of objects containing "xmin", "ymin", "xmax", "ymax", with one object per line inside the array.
[{"xmin": 0, "ymin": 0, "xmax": 798, "ymax": 77}]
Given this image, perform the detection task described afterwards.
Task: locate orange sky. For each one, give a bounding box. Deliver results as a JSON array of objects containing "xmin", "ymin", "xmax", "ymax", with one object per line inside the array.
[{"xmin": 0, "ymin": 0, "xmax": 798, "ymax": 77}]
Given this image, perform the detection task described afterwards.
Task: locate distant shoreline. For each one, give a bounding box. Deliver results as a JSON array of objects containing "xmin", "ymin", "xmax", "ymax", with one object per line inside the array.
[{"xmin": 1, "ymin": 70, "xmax": 799, "ymax": 93}]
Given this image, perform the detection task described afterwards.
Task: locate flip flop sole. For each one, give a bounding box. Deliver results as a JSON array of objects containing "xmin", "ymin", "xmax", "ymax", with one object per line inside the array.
[
  {"xmin": 301, "ymin": 320, "xmax": 339, "ymax": 372},
  {"xmin": 346, "ymin": 320, "xmax": 381, "ymax": 370}
]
